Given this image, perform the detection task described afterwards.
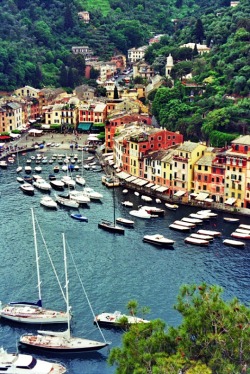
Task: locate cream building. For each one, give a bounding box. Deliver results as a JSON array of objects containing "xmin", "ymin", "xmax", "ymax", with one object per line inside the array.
[
  {"xmin": 14, "ymin": 86, "xmax": 40, "ymax": 98},
  {"xmin": 128, "ymin": 46, "xmax": 148, "ymax": 63}
]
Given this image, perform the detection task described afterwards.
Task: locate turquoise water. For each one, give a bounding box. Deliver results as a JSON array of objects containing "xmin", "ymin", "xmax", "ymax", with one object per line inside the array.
[{"xmin": 0, "ymin": 150, "xmax": 249, "ymax": 373}]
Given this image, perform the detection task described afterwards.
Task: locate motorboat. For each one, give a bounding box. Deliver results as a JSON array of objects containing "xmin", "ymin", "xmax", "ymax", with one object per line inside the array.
[
  {"xmin": 101, "ymin": 175, "xmax": 120, "ymax": 187},
  {"xmin": 40, "ymin": 196, "xmax": 58, "ymax": 209},
  {"xmin": 116, "ymin": 217, "xmax": 134, "ymax": 227},
  {"xmin": 19, "ymin": 233, "xmax": 110, "ymax": 353},
  {"xmin": 184, "ymin": 237, "xmax": 210, "ymax": 246},
  {"xmin": 196, "ymin": 210, "xmax": 218, "ymax": 218},
  {"xmin": 141, "ymin": 195, "xmax": 152, "ymax": 202},
  {"xmin": 169, "ymin": 223, "xmax": 190, "ymax": 232},
  {"xmin": 34, "ymin": 166, "xmax": 42, "ymax": 173},
  {"xmin": 17, "ymin": 176, "xmax": 24, "ymax": 183},
  {"xmin": 61, "ymin": 176, "xmax": 75, "ymax": 188},
  {"xmin": 182, "ymin": 217, "xmax": 203, "ymax": 224},
  {"xmin": 75, "ymin": 175, "xmax": 86, "ymax": 186},
  {"xmin": 82, "ymin": 187, "xmax": 103, "ymax": 200},
  {"xmin": 223, "ymin": 217, "xmax": 240, "ymax": 223},
  {"xmin": 129, "ymin": 209, "xmax": 151, "ymax": 219},
  {"xmin": 23, "ymin": 175, "xmax": 33, "ymax": 183},
  {"xmin": 0, "ymin": 348, "xmax": 66, "ymax": 373},
  {"xmin": 165, "ymin": 203, "xmax": 179, "ymax": 210},
  {"xmin": 8, "ymin": 156, "xmax": 15, "ymax": 164},
  {"xmin": 235, "ymin": 228, "xmax": 250, "ymax": 235},
  {"xmin": 54, "ymin": 166, "xmax": 60, "ymax": 173},
  {"xmin": 19, "ymin": 183, "xmax": 35, "ymax": 196},
  {"xmin": 122, "ymin": 189, "xmax": 128, "ymax": 194},
  {"xmin": 0, "ymin": 161, "xmax": 8, "ymax": 169},
  {"xmin": 143, "ymin": 234, "xmax": 175, "ymax": 247},
  {"xmin": 134, "ymin": 191, "xmax": 140, "ymax": 196},
  {"xmin": 16, "ymin": 166, "xmax": 22, "ymax": 173},
  {"xmin": 55, "ymin": 194, "xmax": 79, "ymax": 209},
  {"xmin": 197, "ymin": 229, "xmax": 221, "ymax": 237},
  {"xmin": 94, "ymin": 311, "xmax": 150, "ymax": 329},
  {"xmin": 33, "ymin": 179, "xmax": 51, "ymax": 192},
  {"xmin": 139, "ymin": 206, "xmax": 165, "ymax": 217},
  {"xmin": 50, "ymin": 180, "xmax": 65, "ymax": 191},
  {"xmin": 61, "ymin": 165, "xmax": 68, "ymax": 172},
  {"xmin": 231, "ymin": 232, "xmax": 250, "ymax": 240},
  {"xmin": 24, "ymin": 165, "xmax": 32, "ymax": 174},
  {"xmin": 173, "ymin": 220, "xmax": 196, "ymax": 228},
  {"xmin": 223, "ymin": 239, "xmax": 245, "ymax": 248},
  {"xmin": 189, "ymin": 213, "xmax": 210, "ymax": 220},
  {"xmin": 33, "ymin": 174, "xmax": 42, "ymax": 181},
  {"xmin": 49, "ymin": 174, "xmax": 56, "ymax": 180},
  {"xmin": 155, "ymin": 198, "xmax": 161, "ymax": 204},
  {"xmin": 190, "ymin": 233, "xmax": 214, "ymax": 241},
  {"xmin": 71, "ymin": 213, "xmax": 88, "ymax": 222},
  {"xmin": 121, "ymin": 201, "xmax": 133, "ymax": 207},
  {"xmin": 239, "ymin": 224, "xmax": 250, "ymax": 230},
  {"xmin": 66, "ymin": 190, "xmax": 90, "ymax": 205}
]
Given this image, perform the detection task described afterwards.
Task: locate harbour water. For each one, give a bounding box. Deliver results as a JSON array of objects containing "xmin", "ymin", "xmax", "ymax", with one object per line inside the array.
[{"xmin": 0, "ymin": 150, "xmax": 249, "ymax": 374}]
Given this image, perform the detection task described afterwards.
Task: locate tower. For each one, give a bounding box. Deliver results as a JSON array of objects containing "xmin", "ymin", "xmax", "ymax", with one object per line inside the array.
[{"xmin": 165, "ymin": 53, "xmax": 174, "ymax": 77}]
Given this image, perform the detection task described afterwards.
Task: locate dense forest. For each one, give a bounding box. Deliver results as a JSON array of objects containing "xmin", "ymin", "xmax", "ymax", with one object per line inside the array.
[{"xmin": 0, "ymin": 0, "xmax": 247, "ymax": 90}]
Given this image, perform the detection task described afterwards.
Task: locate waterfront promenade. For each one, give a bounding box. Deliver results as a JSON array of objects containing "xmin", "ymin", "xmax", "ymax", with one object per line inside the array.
[{"xmin": 1, "ymin": 131, "xmax": 250, "ymax": 218}]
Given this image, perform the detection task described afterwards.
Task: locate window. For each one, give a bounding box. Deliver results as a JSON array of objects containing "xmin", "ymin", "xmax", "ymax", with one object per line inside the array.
[
  {"xmin": 216, "ymin": 186, "xmax": 220, "ymax": 192},
  {"xmin": 204, "ymin": 176, "xmax": 207, "ymax": 181},
  {"xmin": 198, "ymin": 165, "xmax": 201, "ymax": 170},
  {"xmin": 182, "ymin": 164, "xmax": 185, "ymax": 169},
  {"xmin": 205, "ymin": 166, "xmax": 208, "ymax": 171}
]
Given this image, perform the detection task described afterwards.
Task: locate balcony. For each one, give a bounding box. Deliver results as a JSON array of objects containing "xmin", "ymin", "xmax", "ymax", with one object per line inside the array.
[{"xmin": 173, "ymin": 155, "xmax": 188, "ymax": 162}]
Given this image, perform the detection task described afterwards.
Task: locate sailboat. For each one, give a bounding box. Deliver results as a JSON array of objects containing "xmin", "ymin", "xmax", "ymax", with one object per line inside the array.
[
  {"xmin": 98, "ymin": 181, "xmax": 125, "ymax": 234},
  {"xmin": 0, "ymin": 208, "xmax": 68, "ymax": 324},
  {"xmin": 19, "ymin": 233, "xmax": 111, "ymax": 352}
]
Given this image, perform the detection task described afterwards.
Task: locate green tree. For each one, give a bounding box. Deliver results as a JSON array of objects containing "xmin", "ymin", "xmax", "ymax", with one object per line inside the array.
[
  {"xmin": 108, "ymin": 284, "xmax": 250, "ymax": 373},
  {"xmin": 113, "ymin": 85, "xmax": 119, "ymax": 99},
  {"xmin": 194, "ymin": 18, "xmax": 205, "ymax": 44}
]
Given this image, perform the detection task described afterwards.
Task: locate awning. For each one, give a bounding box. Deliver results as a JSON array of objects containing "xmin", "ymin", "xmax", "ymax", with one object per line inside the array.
[
  {"xmin": 190, "ymin": 192, "xmax": 198, "ymax": 197},
  {"xmin": 132, "ymin": 178, "xmax": 149, "ymax": 186},
  {"xmin": 174, "ymin": 190, "xmax": 186, "ymax": 197},
  {"xmin": 0, "ymin": 135, "xmax": 11, "ymax": 140},
  {"xmin": 126, "ymin": 176, "xmax": 137, "ymax": 182},
  {"xmin": 225, "ymin": 197, "xmax": 236, "ymax": 205},
  {"xmin": 145, "ymin": 183, "xmax": 154, "ymax": 188},
  {"xmin": 205, "ymin": 198, "xmax": 214, "ymax": 203},
  {"xmin": 28, "ymin": 129, "xmax": 43, "ymax": 134},
  {"xmin": 195, "ymin": 192, "xmax": 209, "ymax": 201},
  {"xmin": 151, "ymin": 184, "xmax": 160, "ymax": 190},
  {"xmin": 10, "ymin": 133, "xmax": 21, "ymax": 138},
  {"xmin": 116, "ymin": 171, "xmax": 131, "ymax": 180},
  {"xmin": 78, "ymin": 122, "xmax": 92, "ymax": 131},
  {"xmin": 155, "ymin": 186, "xmax": 169, "ymax": 192}
]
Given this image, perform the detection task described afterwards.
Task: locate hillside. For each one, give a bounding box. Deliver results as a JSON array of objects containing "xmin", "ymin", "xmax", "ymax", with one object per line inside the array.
[{"xmin": 0, "ymin": 0, "xmax": 239, "ymax": 90}]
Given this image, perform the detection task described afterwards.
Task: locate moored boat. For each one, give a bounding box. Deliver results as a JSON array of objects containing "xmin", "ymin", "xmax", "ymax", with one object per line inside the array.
[
  {"xmin": 182, "ymin": 217, "xmax": 203, "ymax": 224},
  {"xmin": 94, "ymin": 311, "xmax": 150, "ymax": 329},
  {"xmin": 189, "ymin": 213, "xmax": 210, "ymax": 220},
  {"xmin": 0, "ymin": 348, "xmax": 66, "ymax": 373},
  {"xmin": 71, "ymin": 213, "xmax": 88, "ymax": 222},
  {"xmin": 116, "ymin": 217, "xmax": 134, "ymax": 227},
  {"xmin": 121, "ymin": 201, "xmax": 133, "ymax": 207},
  {"xmin": 50, "ymin": 180, "xmax": 64, "ymax": 191},
  {"xmin": 98, "ymin": 219, "xmax": 125, "ymax": 234},
  {"xmin": 197, "ymin": 229, "xmax": 221, "ymax": 237},
  {"xmin": 239, "ymin": 224, "xmax": 250, "ymax": 230},
  {"xmin": 235, "ymin": 228, "xmax": 250, "ymax": 235},
  {"xmin": 169, "ymin": 223, "xmax": 190, "ymax": 232},
  {"xmin": 223, "ymin": 239, "xmax": 245, "ymax": 248},
  {"xmin": 129, "ymin": 209, "xmax": 151, "ymax": 219},
  {"xmin": 173, "ymin": 220, "xmax": 196, "ymax": 228},
  {"xmin": 40, "ymin": 196, "xmax": 58, "ymax": 209},
  {"xmin": 55, "ymin": 194, "xmax": 79, "ymax": 209},
  {"xmin": 33, "ymin": 179, "xmax": 51, "ymax": 192},
  {"xmin": 19, "ymin": 183, "xmax": 35, "ymax": 196},
  {"xmin": 231, "ymin": 232, "xmax": 250, "ymax": 240},
  {"xmin": 184, "ymin": 237, "xmax": 210, "ymax": 246},
  {"xmin": 143, "ymin": 234, "xmax": 175, "ymax": 247},
  {"xmin": 165, "ymin": 203, "xmax": 178, "ymax": 211},
  {"xmin": 223, "ymin": 217, "xmax": 240, "ymax": 223},
  {"xmin": 190, "ymin": 233, "xmax": 214, "ymax": 241},
  {"xmin": 139, "ymin": 206, "xmax": 165, "ymax": 217}
]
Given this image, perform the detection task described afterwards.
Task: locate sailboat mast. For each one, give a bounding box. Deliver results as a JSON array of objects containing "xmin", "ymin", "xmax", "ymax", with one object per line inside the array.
[
  {"xmin": 62, "ymin": 233, "xmax": 71, "ymax": 338},
  {"xmin": 113, "ymin": 181, "xmax": 115, "ymax": 224},
  {"xmin": 31, "ymin": 208, "xmax": 42, "ymax": 306}
]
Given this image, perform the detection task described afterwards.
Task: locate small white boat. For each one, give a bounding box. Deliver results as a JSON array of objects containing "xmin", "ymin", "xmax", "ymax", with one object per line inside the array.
[
  {"xmin": 34, "ymin": 166, "xmax": 42, "ymax": 173},
  {"xmin": 231, "ymin": 232, "xmax": 250, "ymax": 240},
  {"xmin": 165, "ymin": 203, "xmax": 179, "ymax": 211},
  {"xmin": 182, "ymin": 217, "xmax": 203, "ymax": 224},
  {"xmin": 33, "ymin": 179, "xmax": 52, "ymax": 192},
  {"xmin": 122, "ymin": 189, "xmax": 128, "ymax": 194},
  {"xmin": 16, "ymin": 166, "xmax": 22, "ymax": 173},
  {"xmin": 169, "ymin": 223, "xmax": 190, "ymax": 232},
  {"xmin": 0, "ymin": 347, "xmax": 66, "ymax": 373},
  {"xmin": 139, "ymin": 206, "xmax": 165, "ymax": 217},
  {"xmin": 0, "ymin": 160, "xmax": 8, "ymax": 168},
  {"xmin": 40, "ymin": 196, "xmax": 58, "ymax": 209},
  {"xmin": 174, "ymin": 220, "xmax": 196, "ymax": 228},
  {"xmin": 190, "ymin": 233, "xmax": 214, "ymax": 241},
  {"xmin": 94, "ymin": 311, "xmax": 150, "ymax": 328},
  {"xmin": 61, "ymin": 176, "xmax": 76, "ymax": 188},
  {"xmin": 189, "ymin": 213, "xmax": 210, "ymax": 220},
  {"xmin": 223, "ymin": 217, "xmax": 240, "ymax": 223},
  {"xmin": 239, "ymin": 224, "xmax": 250, "ymax": 230},
  {"xmin": 121, "ymin": 201, "xmax": 133, "ymax": 207},
  {"xmin": 129, "ymin": 209, "xmax": 151, "ymax": 219},
  {"xmin": 155, "ymin": 198, "xmax": 161, "ymax": 204},
  {"xmin": 61, "ymin": 165, "xmax": 68, "ymax": 172},
  {"xmin": 55, "ymin": 194, "xmax": 79, "ymax": 208},
  {"xmin": 143, "ymin": 234, "xmax": 175, "ymax": 247},
  {"xmin": 235, "ymin": 228, "xmax": 250, "ymax": 235},
  {"xmin": 19, "ymin": 183, "xmax": 35, "ymax": 195},
  {"xmin": 134, "ymin": 191, "xmax": 140, "ymax": 196},
  {"xmin": 24, "ymin": 165, "xmax": 32, "ymax": 173},
  {"xmin": 67, "ymin": 190, "xmax": 90, "ymax": 204},
  {"xmin": 8, "ymin": 157, "xmax": 15, "ymax": 164},
  {"xmin": 17, "ymin": 176, "xmax": 24, "ymax": 183},
  {"xmin": 141, "ymin": 195, "xmax": 152, "ymax": 202},
  {"xmin": 184, "ymin": 237, "xmax": 210, "ymax": 246},
  {"xmin": 50, "ymin": 180, "xmax": 65, "ymax": 191},
  {"xmin": 223, "ymin": 239, "xmax": 245, "ymax": 248},
  {"xmin": 75, "ymin": 175, "xmax": 86, "ymax": 186},
  {"xmin": 197, "ymin": 229, "xmax": 221, "ymax": 237},
  {"xmin": 82, "ymin": 187, "xmax": 103, "ymax": 200},
  {"xmin": 116, "ymin": 217, "xmax": 134, "ymax": 227},
  {"xmin": 197, "ymin": 210, "xmax": 218, "ymax": 218}
]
